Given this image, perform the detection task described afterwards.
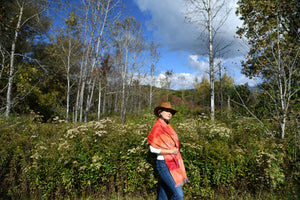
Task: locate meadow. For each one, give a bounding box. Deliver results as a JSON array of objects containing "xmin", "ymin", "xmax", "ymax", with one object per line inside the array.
[{"xmin": 0, "ymin": 111, "xmax": 299, "ymax": 199}]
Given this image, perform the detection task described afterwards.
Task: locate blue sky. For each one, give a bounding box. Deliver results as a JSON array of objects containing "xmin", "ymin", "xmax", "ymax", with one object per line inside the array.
[{"xmin": 125, "ymin": 0, "xmax": 260, "ymax": 90}]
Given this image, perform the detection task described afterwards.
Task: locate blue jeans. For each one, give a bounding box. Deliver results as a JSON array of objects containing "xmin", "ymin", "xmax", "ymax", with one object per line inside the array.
[{"xmin": 156, "ymin": 160, "xmax": 184, "ymax": 200}]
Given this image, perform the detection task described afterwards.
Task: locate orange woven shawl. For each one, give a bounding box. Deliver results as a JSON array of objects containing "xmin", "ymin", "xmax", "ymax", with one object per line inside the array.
[{"xmin": 148, "ymin": 118, "xmax": 188, "ymax": 187}]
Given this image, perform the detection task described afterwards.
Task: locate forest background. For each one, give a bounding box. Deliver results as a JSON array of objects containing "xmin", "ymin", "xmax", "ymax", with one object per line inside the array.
[{"xmin": 0, "ymin": 0, "xmax": 299, "ymax": 199}]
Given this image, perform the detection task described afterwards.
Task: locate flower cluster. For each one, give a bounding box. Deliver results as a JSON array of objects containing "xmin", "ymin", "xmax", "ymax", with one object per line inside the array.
[
  {"xmin": 176, "ymin": 115, "xmax": 231, "ymax": 139},
  {"xmin": 134, "ymin": 124, "xmax": 151, "ymax": 135},
  {"xmin": 181, "ymin": 142, "xmax": 203, "ymax": 151},
  {"xmin": 256, "ymin": 151, "xmax": 276, "ymax": 166},
  {"xmin": 136, "ymin": 161, "xmax": 152, "ymax": 172},
  {"xmin": 90, "ymin": 155, "xmax": 102, "ymax": 170},
  {"xmin": 208, "ymin": 124, "xmax": 231, "ymax": 138},
  {"xmin": 255, "ymin": 151, "xmax": 285, "ymax": 188},
  {"xmin": 127, "ymin": 146, "xmax": 142, "ymax": 154},
  {"xmin": 52, "ymin": 116, "xmax": 66, "ymax": 123},
  {"xmin": 66, "ymin": 128, "xmax": 80, "ymax": 138},
  {"xmin": 58, "ymin": 140, "xmax": 70, "ymax": 151},
  {"xmin": 65, "ymin": 118, "xmax": 114, "ymax": 139},
  {"xmin": 197, "ymin": 121, "xmax": 232, "ymax": 138},
  {"xmin": 176, "ymin": 119, "xmax": 199, "ymax": 138}
]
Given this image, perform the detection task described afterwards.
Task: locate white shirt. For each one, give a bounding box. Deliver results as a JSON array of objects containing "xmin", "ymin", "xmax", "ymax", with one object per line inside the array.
[{"xmin": 149, "ymin": 145, "xmax": 164, "ymax": 160}]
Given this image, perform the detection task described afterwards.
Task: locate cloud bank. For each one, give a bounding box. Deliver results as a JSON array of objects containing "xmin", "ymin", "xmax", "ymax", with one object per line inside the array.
[
  {"xmin": 134, "ymin": 0, "xmax": 244, "ymax": 55},
  {"xmin": 134, "ymin": 0, "xmax": 256, "ymax": 88}
]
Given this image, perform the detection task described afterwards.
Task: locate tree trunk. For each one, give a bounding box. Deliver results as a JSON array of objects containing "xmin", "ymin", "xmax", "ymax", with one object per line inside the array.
[
  {"xmin": 149, "ymin": 64, "xmax": 154, "ymax": 109},
  {"xmin": 219, "ymin": 63, "xmax": 223, "ymax": 114},
  {"xmin": 6, "ymin": 3, "xmax": 24, "ymax": 118},
  {"xmin": 85, "ymin": 77, "xmax": 96, "ymax": 122},
  {"xmin": 138, "ymin": 83, "xmax": 142, "ymax": 115},
  {"xmin": 98, "ymin": 80, "xmax": 102, "ymax": 121},
  {"xmin": 114, "ymin": 90, "xmax": 118, "ymax": 113},
  {"xmin": 75, "ymin": 34, "xmax": 86, "ymax": 122},
  {"xmin": 276, "ymin": 19, "xmax": 286, "ymax": 139},
  {"xmin": 66, "ymin": 40, "xmax": 72, "ymax": 123},
  {"xmin": 227, "ymin": 95, "xmax": 231, "ymax": 112},
  {"xmin": 74, "ymin": 87, "xmax": 79, "ymax": 122},
  {"xmin": 208, "ymin": 0, "xmax": 215, "ymax": 122},
  {"xmin": 103, "ymin": 86, "xmax": 107, "ymax": 114},
  {"xmin": 186, "ymin": 0, "xmax": 232, "ymax": 122},
  {"xmin": 79, "ymin": 77, "xmax": 86, "ymax": 122},
  {"xmin": 121, "ymin": 47, "xmax": 128, "ymax": 124}
]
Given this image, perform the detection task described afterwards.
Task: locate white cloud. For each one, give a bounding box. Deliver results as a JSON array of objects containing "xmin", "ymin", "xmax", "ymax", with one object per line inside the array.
[
  {"xmin": 133, "ymin": 0, "xmax": 257, "ymax": 89},
  {"xmin": 136, "ymin": 71, "xmax": 197, "ymax": 90},
  {"xmin": 135, "ymin": 0, "xmax": 197, "ymax": 52},
  {"xmin": 172, "ymin": 73, "xmax": 197, "ymax": 90},
  {"xmin": 235, "ymin": 75, "xmax": 260, "ymax": 87},
  {"xmin": 134, "ymin": 0, "xmax": 245, "ymax": 56},
  {"xmin": 137, "ymin": 70, "xmax": 259, "ymax": 91},
  {"xmin": 187, "ymin": 55, "xmax": 209, "ymax": 73}
]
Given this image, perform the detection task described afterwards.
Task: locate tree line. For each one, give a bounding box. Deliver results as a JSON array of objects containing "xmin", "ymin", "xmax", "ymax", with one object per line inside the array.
[
  {"xmin": 1, "ymin": 0, "xmax": 163, "ymax": 124},
  {"xmin": 1, "ymin": 0, "xmax": 299, "ymax": 139}
]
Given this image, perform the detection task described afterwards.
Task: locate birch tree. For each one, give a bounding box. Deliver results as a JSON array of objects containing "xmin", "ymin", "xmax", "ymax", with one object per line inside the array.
[
  {"xmin": 236, "ymin": 0, "xmax": 300, "ymax": 138},
  {"xmin": 83, "ymin": 0, "xmax": 117, "ymax": 122},
  {"xmin": 64, "ymin": 15, "xmax": 81, "ymax": 123},
  {"xmin": 1, "ymin": 0, "xmax": 49, "ymax": 118},
  {"xmin": 112, "ymin": 16, "xmax": 145, "ymax": 124},
  {"xmin": 48, "ymin": 12, "xmax": 82, "ymax": 122},
  {"xmin": 72, "ymin": 0, "xmax": 120, "ymax": 122},
  {"xmin": 185, "ymin": 0, "xmax": 232, "ymax": 122},
  {"xmin": 159, "ymin": 70, "xmax": 173, "ymax": 101},
  {"xmin": 97, "ymin": 54, "xmax": 112, "ymax": 121},
  {"xmin": 149, "ymin": 42, "xmax": 161, "ymax": 109}
]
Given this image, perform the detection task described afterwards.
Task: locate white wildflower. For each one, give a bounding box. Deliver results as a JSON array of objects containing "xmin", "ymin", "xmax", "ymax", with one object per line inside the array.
[
  {"xmin": 77, "ymin": 125, "xmax": 88, "ymax": 132},
  {"xmin": 95, "ymin": 130, "xmax": 107, "ymax": 137},
  {"xmin": 66, "ymin": 128, "xmax": 79, "ymax": 138}
]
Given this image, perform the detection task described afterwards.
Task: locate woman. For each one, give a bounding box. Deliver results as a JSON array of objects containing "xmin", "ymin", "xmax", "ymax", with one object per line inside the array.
[{"xmin": 147, "ymin": 101, "xmax": 188, "ymax": 200}]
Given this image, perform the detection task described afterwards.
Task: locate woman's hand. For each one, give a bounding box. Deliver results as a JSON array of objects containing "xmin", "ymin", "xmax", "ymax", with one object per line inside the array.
[
  {"xmin": 160, "ymin": 148, "xmax": 179, "ymax": 155},
  {"xmin": 170, "ymin": 148, "xmax": 179, "ymax": 155}
]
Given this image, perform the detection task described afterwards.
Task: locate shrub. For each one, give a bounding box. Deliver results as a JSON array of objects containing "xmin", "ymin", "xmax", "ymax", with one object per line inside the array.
[{"xmin": 0, "ymin": 114, "xmax": 298, "ymax": 199}]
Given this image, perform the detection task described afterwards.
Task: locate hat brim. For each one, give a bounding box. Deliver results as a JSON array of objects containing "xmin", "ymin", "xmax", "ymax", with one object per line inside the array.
[{"xmin": 154, "ymin": 106, "xmax": 177, "ymax": 117}]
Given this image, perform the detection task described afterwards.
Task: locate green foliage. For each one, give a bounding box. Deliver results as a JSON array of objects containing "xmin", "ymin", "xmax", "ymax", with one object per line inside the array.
[
  {"xmin": 0, "ymin": 114, "xmax": 299, "ymax": 199},
  {"xmin": 236, "ymin": 0, "xmax": 299, "ymax": 78},
  {"xmin": 236, "ymin": 0, "xmax": 300, "ymax": 139}
]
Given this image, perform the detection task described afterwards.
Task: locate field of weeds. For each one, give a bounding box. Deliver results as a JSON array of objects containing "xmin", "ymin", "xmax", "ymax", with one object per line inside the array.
[{"xmin": 0, "ymin": 113, "xmax": 299, "ymax": 199}]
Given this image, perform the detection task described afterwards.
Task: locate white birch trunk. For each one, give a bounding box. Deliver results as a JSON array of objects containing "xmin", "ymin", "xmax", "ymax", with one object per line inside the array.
[
  {"xmin": 185, "ymin": 0, "xmax": 231, "ymax": 122},
  {"xmin": 74, "ymin": 4, "xmax": 89, "ymax": 122},
  {"xmin": 121, "ymin": 48, "xmax": 128, "ymax": 124},
  {"xmin": 79, "ymin": 78, "xmax": 86, "ymax": 122},
  {"xmin": 138, "ymin": 81, "xmax": 142, "ymax": 115},
  {"xmin": 103, "ymin": 86, "xmax": 106, "ymax": 114},
  {"xmin": 85, "ymin": 77, "xmax": 96, "ymax": 122},
  {"xmin": 227, "ymin": 95, "xmax": 231, "ymax": 112},
  {"xmin": 98, "ymin": 80, "xmax": 102, "ymax": 121},
  {"xmin": 66, "ymin": 40, "xmax": 71, "ymax": 122},
  {"xmin": 208, "ymin": 0, "xmax": 215, "ymax": 122},
  {"xmin": 78, "ymin": 0, "xmax": 95, "ymax": 122},
  {"xmin": 114, "ymin": 90, "xmax": 118, "ymax": 113},
  {"xmin": 84, "ymin": 0, "xmax": 111, "ymax": 122},
  {"xmin": 6, "ymin": 3, "xmax": 24, "ymax": 118}
]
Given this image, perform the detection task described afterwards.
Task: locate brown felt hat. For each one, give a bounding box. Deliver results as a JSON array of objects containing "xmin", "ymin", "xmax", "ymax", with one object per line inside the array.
[{"xmin": 154, "ymin": 101, "xmax": 177, "ymax": 117}]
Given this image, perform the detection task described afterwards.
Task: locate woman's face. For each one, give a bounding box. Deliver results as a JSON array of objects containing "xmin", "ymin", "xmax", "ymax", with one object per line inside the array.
[{"xmin": 160, "ymin": 110, "xmax": 172, "ymax": 121}]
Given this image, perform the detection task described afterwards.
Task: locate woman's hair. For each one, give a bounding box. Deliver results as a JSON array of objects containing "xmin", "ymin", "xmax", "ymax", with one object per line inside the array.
[
  {"xmin": 159, "ymin": 108, "xmax": 173, "ymax": 114},
  {"xmin": 157, "ymin": 109, "xmax": 162, "ymax": 116}
]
